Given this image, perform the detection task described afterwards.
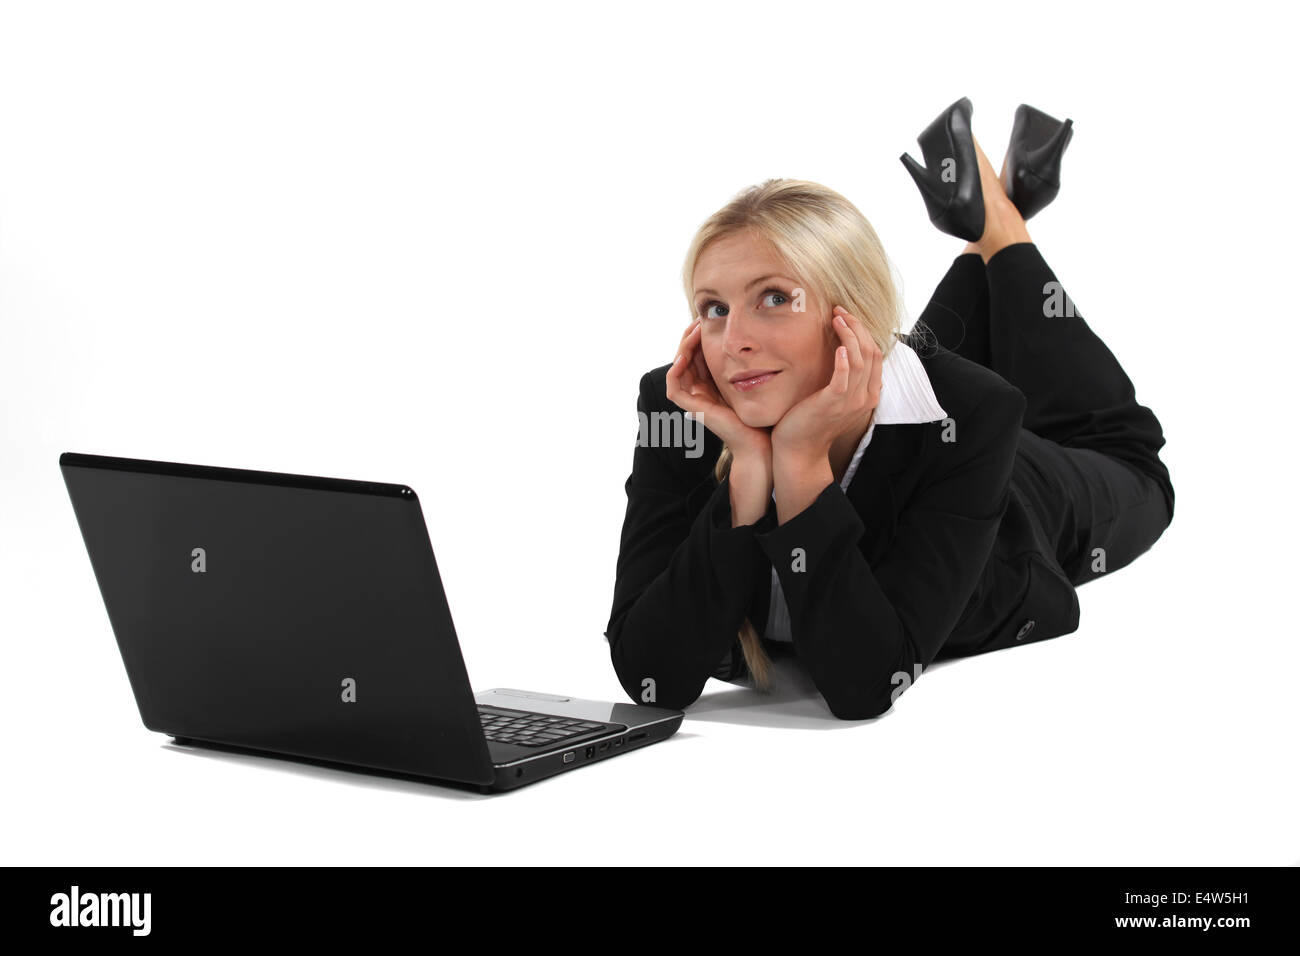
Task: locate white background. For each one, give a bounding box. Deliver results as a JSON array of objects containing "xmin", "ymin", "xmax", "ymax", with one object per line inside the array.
[{"xmin": 3, "ymin": 0, "xmax": 1296, "ymax": 866}]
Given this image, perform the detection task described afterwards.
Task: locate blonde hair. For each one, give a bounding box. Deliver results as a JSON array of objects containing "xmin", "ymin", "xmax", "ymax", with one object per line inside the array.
[{"xmin": 680, "ymin": 178, "xmax": 919, "ymax": 691}]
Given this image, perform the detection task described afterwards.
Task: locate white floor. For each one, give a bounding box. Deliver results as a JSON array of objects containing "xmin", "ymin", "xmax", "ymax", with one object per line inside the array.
[{"xmin": 7, "ymin": 470, "xmax": 1296, "ymax": 865}]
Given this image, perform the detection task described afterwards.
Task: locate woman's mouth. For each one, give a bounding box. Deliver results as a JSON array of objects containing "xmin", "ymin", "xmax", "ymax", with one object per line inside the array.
[{"xmin": 730, "ymin": 370, "xmax": 780, "ymax": 392}]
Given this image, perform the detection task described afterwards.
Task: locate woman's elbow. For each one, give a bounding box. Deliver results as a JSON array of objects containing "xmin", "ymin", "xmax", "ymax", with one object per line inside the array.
[
  {"xmin": 607, "ymin": 635, "xmax": 704, "ymax": 711},
  {"xmin": 818, "ymin": 668, "xmax": 906, "ymax": 721},
  {"xmin": 824, "ymin": 692, "xmax": 893, "ymax": 721}
]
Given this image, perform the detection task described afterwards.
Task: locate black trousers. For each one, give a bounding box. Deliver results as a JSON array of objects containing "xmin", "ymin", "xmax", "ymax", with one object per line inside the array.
[{"xmin": 917, "ymin": 243, "xmax": 1174, "ymax": 589}]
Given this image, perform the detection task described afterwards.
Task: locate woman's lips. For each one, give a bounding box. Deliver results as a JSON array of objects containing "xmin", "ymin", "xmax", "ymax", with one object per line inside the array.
[{"xmin": 731, "ymin": 371, "xmax": 780, "ymax": 392}]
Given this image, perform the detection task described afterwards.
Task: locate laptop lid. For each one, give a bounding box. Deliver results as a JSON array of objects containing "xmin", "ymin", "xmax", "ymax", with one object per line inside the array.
[{"xmin": 59, "ymin": 451, "xmax": 496, "ymax": 787}]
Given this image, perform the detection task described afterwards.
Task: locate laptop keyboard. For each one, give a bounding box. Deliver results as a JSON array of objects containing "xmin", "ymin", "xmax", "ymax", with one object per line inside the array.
[{"xmin": 478, "ymin": 705, "xmax": 608, "ymax": 748}]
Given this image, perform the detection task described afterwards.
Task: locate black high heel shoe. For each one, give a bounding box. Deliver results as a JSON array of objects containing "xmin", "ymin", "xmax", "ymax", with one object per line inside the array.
[
  {"xmin": 1000, "ymin": 104, "xmax": 1073, "ymax": 220},
  {"xmin": 900, "ymin": 96, "xmax": 985, "ymax": 242}
]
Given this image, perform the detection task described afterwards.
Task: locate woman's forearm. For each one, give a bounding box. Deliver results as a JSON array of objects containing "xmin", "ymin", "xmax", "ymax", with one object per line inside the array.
[
  {"xmin": 728, "ymin": 447, "xmax": 774, "ymax": 527},
  {"xmin": 606, "ymin": 476, "xmax": 770, "ymax": 710}
]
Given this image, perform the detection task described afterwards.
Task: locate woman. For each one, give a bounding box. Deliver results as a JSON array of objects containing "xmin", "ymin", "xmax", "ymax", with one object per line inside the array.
[{"xmin": 604, "ymin": 114, "xmax": 1174, "ymax": 720}]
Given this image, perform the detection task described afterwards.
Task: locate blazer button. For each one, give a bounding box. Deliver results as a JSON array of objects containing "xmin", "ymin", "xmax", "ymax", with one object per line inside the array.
[{"xmin": 1015, "ymin": 619, "xmax": 1036, "ymax": 641}]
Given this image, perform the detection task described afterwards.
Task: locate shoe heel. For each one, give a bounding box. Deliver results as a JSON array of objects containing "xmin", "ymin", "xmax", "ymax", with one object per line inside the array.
[
  {"xmin": 900, "ymin": 151, "xmax": 947, "ymax": 206},
  {"xmin": 1027, "ymin": 117, "xmax": 1073, "ymax": 177}
]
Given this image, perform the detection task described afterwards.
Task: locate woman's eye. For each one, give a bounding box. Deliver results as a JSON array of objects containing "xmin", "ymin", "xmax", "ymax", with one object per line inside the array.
[{"xmin": 699, "ymin": 289, "xmax": 789, "ymax": 320}]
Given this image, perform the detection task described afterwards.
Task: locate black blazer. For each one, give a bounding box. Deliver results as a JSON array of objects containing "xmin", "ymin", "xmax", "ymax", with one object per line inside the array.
[{"xmin": 604, "ymin": 335, "xmax": 1081, "ymax": 720}]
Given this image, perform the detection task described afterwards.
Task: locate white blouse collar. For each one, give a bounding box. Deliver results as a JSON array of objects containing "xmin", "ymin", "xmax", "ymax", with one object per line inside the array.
[{"xmin": 840, "ymin": 338, "xmax": 948, "ymax": 490}]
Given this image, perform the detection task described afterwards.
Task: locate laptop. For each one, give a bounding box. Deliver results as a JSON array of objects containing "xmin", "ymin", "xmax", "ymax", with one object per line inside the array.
[{"xmin": 59, "ymin": 451, "xmax": 683, "ymax": 793}]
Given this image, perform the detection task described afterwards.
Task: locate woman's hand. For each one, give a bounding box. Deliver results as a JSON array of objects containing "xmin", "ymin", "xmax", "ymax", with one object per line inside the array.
[
  {"xmin": 665, "ymin": 319, "xmax": 773, "ymax": 526},
  {"xmin": 665, "ymin": 319, "xmax": 771, "ymax": 457},
  {"xmin": 769, "ymin": 306, "xmax": 882, "ymax": 522}
]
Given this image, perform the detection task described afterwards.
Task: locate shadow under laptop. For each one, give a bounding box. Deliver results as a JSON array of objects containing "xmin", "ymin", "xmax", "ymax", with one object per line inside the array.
[
  {"xmin": 160, "ymin": 731, "xmax": 707, "ymax": 795},
  {"xmin": 161, "ymin": 737, "xmax": 493, "ymax": 799}
]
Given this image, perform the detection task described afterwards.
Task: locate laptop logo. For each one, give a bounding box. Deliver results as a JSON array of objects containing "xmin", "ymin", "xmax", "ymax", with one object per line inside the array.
[
  {"xmin": 191, "ymin": 547, "xmax": 206, "ymax": 572},
  {"xmin": 341, "ymin": 678, "xmax": 357, "ymax": 702}
]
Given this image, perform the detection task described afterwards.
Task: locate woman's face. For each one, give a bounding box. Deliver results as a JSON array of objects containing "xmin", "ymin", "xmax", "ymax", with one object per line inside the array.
[{"xmin": 691, "ymin": 230, "xmax": 836, "ymax": 428}]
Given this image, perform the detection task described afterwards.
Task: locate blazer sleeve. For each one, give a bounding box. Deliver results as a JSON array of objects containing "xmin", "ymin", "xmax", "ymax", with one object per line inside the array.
[
  {"xmin": 604, "ymin": 370, "xmax": 777, "ymax": 710},
  {"xmin": 753, "ymin": 385, "xmax": 1027, "ymax": 720}
]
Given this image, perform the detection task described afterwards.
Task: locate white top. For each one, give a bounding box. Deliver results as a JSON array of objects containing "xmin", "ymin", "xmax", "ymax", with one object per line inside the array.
[{"xmin": 763, "ymin": 338, "xmax": 949, "ymax": 643}]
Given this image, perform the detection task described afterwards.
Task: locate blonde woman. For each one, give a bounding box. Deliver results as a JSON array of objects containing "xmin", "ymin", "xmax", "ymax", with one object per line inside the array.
[{"xmin": 604, "ymin": 130, "xmax": 1173, "ymax": 720}]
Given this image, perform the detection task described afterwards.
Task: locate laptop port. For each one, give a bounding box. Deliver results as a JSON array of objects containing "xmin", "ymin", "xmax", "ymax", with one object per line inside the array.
[
  {"xmin": 584, "ymin": 745, "xmax": 595, "ymax": 758},
  {"xmin": 598, "ymin": 741, "xmax": 611, "ymax": 752}
]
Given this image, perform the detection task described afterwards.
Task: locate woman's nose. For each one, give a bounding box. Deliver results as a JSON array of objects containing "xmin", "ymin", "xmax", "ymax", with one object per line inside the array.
[{"xmin": 721, "ymin": 309, "xmax": 759, "ymax": 352}]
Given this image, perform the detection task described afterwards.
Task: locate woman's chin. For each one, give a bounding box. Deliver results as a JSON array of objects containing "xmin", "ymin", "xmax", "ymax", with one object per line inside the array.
[{"xmin": 735, "ymin": 405, "xmax": 784, "ymax": 429}]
